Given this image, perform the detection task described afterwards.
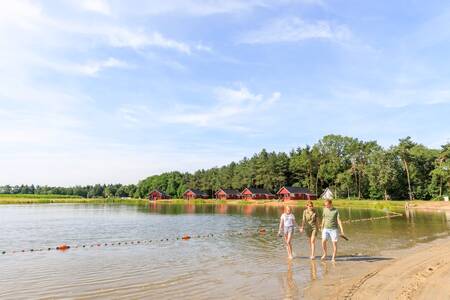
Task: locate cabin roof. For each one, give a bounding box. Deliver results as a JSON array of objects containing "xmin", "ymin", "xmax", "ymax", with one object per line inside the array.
[
  {"xmin": 149, "ymin": 189, "xmax": 170, "ymax": 197},
  {"xmin": 278, "ymin": 186, "xmax": 312, "ymax": 194},
  {"xmin": 243, "ymin": 187, "xmax": 274, "ymax": 195},
  {"xmin": 185, "ymin": 188, "xmax": 209, "ymax": 196},
  {"xmin": 216, "ymin": 188, "xmax": 241, "ymax": 195},
  {"xmin": 320, "ymin": 187, "xmax": 334, "ymax": 196}
]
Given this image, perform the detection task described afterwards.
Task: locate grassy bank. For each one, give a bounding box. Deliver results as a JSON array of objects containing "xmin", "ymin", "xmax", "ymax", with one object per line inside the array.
[{"xmin": 0, "ymin": 194, "xmax": 441, "ymax": 211}]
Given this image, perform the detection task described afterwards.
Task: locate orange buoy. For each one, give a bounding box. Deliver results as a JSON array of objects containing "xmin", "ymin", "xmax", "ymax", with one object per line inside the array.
[
  {"xmin": 182, "ymin": 235, "xmax": 191, "ymax": 240},
  {"xmin": 56, "ymin": 244, "xmax": 70, "ymax": 251}
]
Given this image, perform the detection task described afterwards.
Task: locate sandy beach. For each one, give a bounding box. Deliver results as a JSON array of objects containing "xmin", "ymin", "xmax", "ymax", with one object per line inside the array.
[{"xmin": 305, "ymin": 235, "xmax": 450, "ymax": 299}]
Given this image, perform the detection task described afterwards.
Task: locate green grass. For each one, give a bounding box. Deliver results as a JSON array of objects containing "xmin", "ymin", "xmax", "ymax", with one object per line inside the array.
[
  {"xmin": 0, "ymin": 194, "xmax": 81, "ymax": 199},
  {"xmin": 0, "ymin": 195, "xmax": 434, "ymax": 211},
  {"xmin": 298, "ymin": 199, "xmax": 413, "ymax": 211}
]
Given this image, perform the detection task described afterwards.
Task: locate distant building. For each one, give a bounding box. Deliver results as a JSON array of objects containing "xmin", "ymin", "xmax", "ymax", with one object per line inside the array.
[
  {"xmin": 183, "ymin": 189, "xmax": 209, "ymax": 200},
  {"xmin": 320, "ymin": 187, "xmax": 334, "ymax": 200},
  {"xmin": 277, "ymin": 186, "xmax": 317, "ymax": 201},
  {"xmin": 241, "ymin": 187, "xmax": 275, "ymax": 200},
  {"xmin": 148, "ymin": 189, "xmax": 171, "ymax": 200},
  {"xmin": 215, "ymin": 188, "xmax": 241, "ymax": 200}
]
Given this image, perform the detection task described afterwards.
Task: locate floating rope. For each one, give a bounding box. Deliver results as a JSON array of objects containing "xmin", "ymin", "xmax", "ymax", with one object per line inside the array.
[{"xmin": 0, "ymin": 212, "xmax": 402, "ymax": 256}]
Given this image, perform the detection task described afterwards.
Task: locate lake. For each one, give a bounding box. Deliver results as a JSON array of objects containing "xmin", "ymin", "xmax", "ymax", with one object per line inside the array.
[{"xmin": 0, "ymin": 203, "xmax": 449, "ymax": 299}]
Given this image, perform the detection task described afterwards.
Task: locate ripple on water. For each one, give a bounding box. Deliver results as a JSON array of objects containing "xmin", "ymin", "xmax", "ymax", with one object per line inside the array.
[{"xmin": 0, "ymin": 204, "xmax": 449, "ymax": 299}]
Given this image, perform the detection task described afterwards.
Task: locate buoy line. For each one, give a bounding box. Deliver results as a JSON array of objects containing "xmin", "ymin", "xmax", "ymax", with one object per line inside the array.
[{"xmin": 0, "ymin": 212, "xmax": 402, "ymax": 256}]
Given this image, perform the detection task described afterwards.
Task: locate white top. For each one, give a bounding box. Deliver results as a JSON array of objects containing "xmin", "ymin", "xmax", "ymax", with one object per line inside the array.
[{"xmin": 282, "ymin": 213, "xmax": 295, "ymax": 227}]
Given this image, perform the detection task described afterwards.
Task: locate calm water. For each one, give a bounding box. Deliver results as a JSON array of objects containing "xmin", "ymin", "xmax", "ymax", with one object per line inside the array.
[{"xmin": 0, "ymin": 203, "xmax": 449, "ymax": 299}]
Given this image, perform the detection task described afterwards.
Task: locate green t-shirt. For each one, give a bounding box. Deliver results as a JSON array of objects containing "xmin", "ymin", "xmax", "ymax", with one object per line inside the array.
[
  {"xmin": 322, "ymin": 207, "xmax": 339, "ymax": 229},
  {"xmin": 302, "ymin": 209, "xmax": 317, "ymax": 230}
]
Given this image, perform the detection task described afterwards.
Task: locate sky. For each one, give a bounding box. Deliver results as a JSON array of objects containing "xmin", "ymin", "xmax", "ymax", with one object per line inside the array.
[{"xmin": 1, "ymin": 0, "xmax": 449, "ymax": 186}]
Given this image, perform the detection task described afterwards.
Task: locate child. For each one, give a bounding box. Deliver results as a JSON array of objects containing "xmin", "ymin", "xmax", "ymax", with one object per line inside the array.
[
  {"xmin": 278, "ymin": 205, "xmax": 297, "ymax": 259},
  {"xmin": 300, "ymin": 200, "xmax": 319, "ymax": 259},
  {"xmin": 321, "ymin": 200, "xmax": 345, "ymax": 262}
]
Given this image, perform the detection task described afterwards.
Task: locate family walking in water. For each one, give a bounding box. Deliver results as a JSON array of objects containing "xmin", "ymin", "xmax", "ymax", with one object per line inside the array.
[{"xmin": 278, "ymin": 200, "xmax": 345, "ymax": 261}]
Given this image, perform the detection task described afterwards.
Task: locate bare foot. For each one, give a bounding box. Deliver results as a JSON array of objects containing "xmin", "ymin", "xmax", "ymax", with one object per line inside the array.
[
  {"xmin": 288, "ymin": 255, "xmax": 293, "ymax": 259},
  {"xmin": 321, "ymin": 255, "xmax": 326, "ymax": 260},
  {"xmin": 310, "ymin": 255, "xmax": 315, "ymax": 260},
  {"xmin": 331, "ymin": 257, "xmax": 336, "ymax": 262}
]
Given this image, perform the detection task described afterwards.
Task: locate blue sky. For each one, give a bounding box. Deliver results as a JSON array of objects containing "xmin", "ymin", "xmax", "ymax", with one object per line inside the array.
[{"xmin": 0, "ymin": 0, "xmax": 449, "ymax": 185}]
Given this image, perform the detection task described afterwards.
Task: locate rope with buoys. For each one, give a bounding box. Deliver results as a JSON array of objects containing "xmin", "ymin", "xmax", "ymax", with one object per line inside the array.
[{"xmin": 0, "ymin": 211, "xmax": 402, "ymax": 256}]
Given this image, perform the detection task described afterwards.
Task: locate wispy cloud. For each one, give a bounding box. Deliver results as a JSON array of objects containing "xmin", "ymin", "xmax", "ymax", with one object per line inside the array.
[
  {"xmin": 116, "ymin": 0, "xmax": 324, "ymax": 16},
  {"xmin": 77, "ymin": 0, "xmax": 112, "ymax": 15},
  {"xmin": 169, "ymin": 85, "xmax": 281, "ymax": 129},
  {"xmin": 99, "ymin": 29, "xmax": 192, "ymax": 54},
  {"xmin": 44, "ymin": 57, "xmax": 130, "ymax": 76},
  {"xmin": 239, "ymin": 17, "xmax": 351, "ymax": 44}
]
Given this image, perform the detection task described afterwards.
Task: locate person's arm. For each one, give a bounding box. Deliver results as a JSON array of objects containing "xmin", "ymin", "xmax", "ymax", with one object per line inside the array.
[
  {"xmin": 337, "ymin": 214, "xmax": 344, "ymax": 235},
  {"xmin": 315, "ymin": 213, "xmax": 320, "ymax": 231},
  {"xmin": 278, "ymin": 215, "xmax": 284, "ymax": 235},
  {"xmin": 321, "ymin": 215, "xmax": 325, "ymax": 231},
  {"xmin": 293, "ymin": 215, "xmax": 299, "ymax": 229},
  {"xmin": 300, "ymin": 211, "xmax": 305, "ymax": 232}
]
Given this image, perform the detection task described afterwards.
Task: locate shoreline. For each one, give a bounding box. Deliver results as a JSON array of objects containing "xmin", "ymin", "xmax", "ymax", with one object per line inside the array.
[
  {"xmin": 304, "ymin": 234, "xmax": 450, "ymax": 299},
  {"xmin": 1, "ymin": 196, "xmax": 449, "ymax": 212}
]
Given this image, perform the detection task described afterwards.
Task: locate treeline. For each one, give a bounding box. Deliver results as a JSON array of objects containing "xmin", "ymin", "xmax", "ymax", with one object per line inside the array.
[
  {"xmin": 1, "ymin": 135, "xmax": 449, "ymax": 200},
  {"xmin": 135, "ymin": 135, "xmax": 449, "ymax": 200},
  {"xmin": 0, "ymin": 184, "xmax": 137, "ymax": 198}
]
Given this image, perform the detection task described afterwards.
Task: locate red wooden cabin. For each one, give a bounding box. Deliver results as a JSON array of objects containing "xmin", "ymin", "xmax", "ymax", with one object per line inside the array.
[
  {"xmin": 148, "ymin": 189, "xmax": 171, "ymax": 200},
  {"xmin": 277, "ymin": 186, "xmax": 317, "ymax": 201},
  {"xmin": 215, "ymin": 188, "xmax": 241, "ymax": 200},
  {"xmin": 241, "ymin": 187, "xmax": 275, "ymax": 200},
  {"xmin": 183, "ymin": 189, "xmax": 209, "ymax": 200}
]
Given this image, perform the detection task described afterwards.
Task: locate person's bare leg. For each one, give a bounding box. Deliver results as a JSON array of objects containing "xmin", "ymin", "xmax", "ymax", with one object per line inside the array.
[
  {"xmin": 321, "ymin": 239, "xmax": 327, "ymax": 260},
  {"xmin": 286, "ymin": 232, "xmax": 293, "ymax": 259},
  {"xmin": 310, "ymin": 235, "xmax": 316, "ymax": 259},
  {"xmin": 331, "ymin": 241, "xmax": 337, "ymax": 262},
  {"xmin": 284, "ymin": 234, "xmax": 290, "ymax": 258}
]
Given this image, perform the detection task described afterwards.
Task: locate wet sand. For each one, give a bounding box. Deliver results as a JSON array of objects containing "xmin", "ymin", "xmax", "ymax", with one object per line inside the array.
[{"xmin": 305, "ymin": 235, "xmax": 450, "ymax": 299}]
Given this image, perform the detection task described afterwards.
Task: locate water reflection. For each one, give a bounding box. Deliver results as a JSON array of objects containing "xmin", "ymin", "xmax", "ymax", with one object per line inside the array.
[
  {"xmin": 0, "ymin": 204, "xmax": 448, "ymax": 300},
  {"xmin": 280, "ymin": 261, "xmax": 299, "ymax": 299},
  {"xmin": 310, "ymin": 260, "xmax": 317, "ymax": 281}
]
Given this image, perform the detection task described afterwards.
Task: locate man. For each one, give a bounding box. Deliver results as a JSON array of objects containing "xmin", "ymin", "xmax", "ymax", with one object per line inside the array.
[{"xmin": 321, "ymin": 200, "xmax": 344, "ymax": 262}]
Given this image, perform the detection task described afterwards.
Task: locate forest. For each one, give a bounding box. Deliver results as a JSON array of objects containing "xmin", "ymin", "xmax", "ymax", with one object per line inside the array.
[{"xmin": 1, "ymin": 135, "xmax": 449, "ymax": 200}]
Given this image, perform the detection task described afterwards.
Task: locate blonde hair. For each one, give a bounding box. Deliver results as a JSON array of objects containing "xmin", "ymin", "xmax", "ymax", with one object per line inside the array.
[
  {"xmin": 306, "ymin": 200, "xmax": 314, "ymax": 208},
  {"xmin": 284, "ymin": 205, "xmax": 292, "ymax": 213}
]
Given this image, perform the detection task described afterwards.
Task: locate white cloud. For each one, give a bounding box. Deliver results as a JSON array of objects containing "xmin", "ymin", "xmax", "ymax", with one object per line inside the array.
[
  {"xmin": 78, "ymin": 0, "xmax": 111, "ymax": 15},
  {"xmin": 0, "ymin": 1, "xmax": 192, "ymax": 54},
  {"xmin": 239, "ymin": 17, "xmax": 351, "ymax": 44},
  {"xmin": 42, "ymin": 57, "xmax": 130, "ymax": 76},
  {"xmin": 100, "ymin": 28, "xmax": 191, "ymax": 53},
  {"xmin": 116, "ymin": 0, "xmax": 323, "ymax": 16},
  {"xmin": 169, "ymin": 85, "xmax": 281, "ymax": 129}
]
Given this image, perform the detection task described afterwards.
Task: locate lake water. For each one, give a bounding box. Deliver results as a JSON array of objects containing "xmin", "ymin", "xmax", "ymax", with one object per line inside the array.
[{"xmin": 0, "ymin": 203, "xmax": 449, "ymax": 299}]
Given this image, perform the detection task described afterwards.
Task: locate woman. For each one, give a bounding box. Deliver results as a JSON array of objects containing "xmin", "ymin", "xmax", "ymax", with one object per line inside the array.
[
  {"xmin": 300, "ymin": 200, "xmax": 319, "ymax": 259},
  {"xmin": 278, "ymin": 205, "xmax": 297, "ymax": 259}
]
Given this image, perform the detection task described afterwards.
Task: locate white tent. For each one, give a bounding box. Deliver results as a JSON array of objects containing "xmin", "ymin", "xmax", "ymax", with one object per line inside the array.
[{"xmin": 320, "ymin": 187, "xmax": 334, "ymax": 200}]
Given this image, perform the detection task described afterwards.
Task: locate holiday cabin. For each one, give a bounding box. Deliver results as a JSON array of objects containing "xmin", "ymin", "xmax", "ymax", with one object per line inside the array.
[
  {"xmin": 320, "ymin": 187, "xmax": 334, "ymax": 200},
  {"xmin": 241, "ymin": 187, "xmax": 276, "ymax": 200},
  {"xmin": 277, "ymin": 186, "xmax": 317, "ymax": 201},
  {"xmin": 148, "ymin": 189, "xmax": 171, "ymax": 200},
  {"xmin": 183, "ymin": 189, "xmax": 209, "ymax": 200},
  {"xmin": 215, "ymin": 188, "xmax": 242, "ymax": 200}
]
